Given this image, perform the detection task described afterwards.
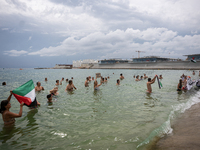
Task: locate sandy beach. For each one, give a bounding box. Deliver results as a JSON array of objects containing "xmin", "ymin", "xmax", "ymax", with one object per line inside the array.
[{"xmin": 149, "ymin": 102, "xmax": 200, "ymax": 150}]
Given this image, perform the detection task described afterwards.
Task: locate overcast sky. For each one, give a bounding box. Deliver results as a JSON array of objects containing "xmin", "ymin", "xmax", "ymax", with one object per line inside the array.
[{"xmin": 0, "ymin": 0, "xmax": 200, "ymax": 68}]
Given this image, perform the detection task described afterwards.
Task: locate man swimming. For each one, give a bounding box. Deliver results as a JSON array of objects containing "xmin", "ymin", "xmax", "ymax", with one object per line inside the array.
[
  {"xmin": 66, "ymin": 80, "xmax": 76, "ymax": 91},
  {"xmin": 116, "ymin": 79, "xmax": 120, "ymax": 85},
  {"xmin": 135, "ymin": 75, "xmax": 140, "ymax": 81},
  {"xmin": 146, "ymin": 75, "xmax": 157, "ymax": 93},
  {"xmin": 35, "ymin": 82, "xmax": 44, "ymax": 92},
  {"xmin": 85, "ymin": 77, "xmax": 89, "ymax": 87},
  {"xmin": 120, "ymin": 74, "xmax": 124, "ymax": 79}
]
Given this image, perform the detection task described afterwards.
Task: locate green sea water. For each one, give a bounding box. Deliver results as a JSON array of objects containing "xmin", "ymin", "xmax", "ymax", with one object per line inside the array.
[{"xmin": 0, "ymin": 68, "xmax": 200, "ymax": 150}]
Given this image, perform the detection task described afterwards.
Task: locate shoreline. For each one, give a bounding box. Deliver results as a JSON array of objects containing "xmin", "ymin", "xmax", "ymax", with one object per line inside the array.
[{"xmin": 148, "ymin": 102, "xmax": 200, "ymax": 150}]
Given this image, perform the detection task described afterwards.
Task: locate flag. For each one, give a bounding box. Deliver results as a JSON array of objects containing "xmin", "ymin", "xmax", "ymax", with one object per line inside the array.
[
  {"xmin": 191, "ymin": 57, "xmax": 196, "ymax": 63},
  {"xmin": 13, "ymin": 80, "xmax": 37, "ymax": 108}
]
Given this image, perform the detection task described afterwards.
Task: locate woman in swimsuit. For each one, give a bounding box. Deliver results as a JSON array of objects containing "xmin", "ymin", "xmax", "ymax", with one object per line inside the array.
[
  {"xmin": 177, "ymin": 79, "xmax": 182, "ymax": 91},
  {"xmin": 0, "ymin": 91, "xmax": 24, "ymax": 125}
]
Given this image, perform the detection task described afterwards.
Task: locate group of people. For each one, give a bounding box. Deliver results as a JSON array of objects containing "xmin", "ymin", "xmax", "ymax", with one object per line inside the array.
[
  {"xmin": 177, "ymin": 71, "xmax": 200, "ymax": 91},
  {"xmin": 2, "ymin": 70, "xmax": 200, "ymax": 126}
]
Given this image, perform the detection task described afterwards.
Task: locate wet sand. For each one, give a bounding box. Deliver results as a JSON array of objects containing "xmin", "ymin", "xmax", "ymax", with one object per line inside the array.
[{"xmin": 149, "ymin": 102, "xmax": 200, "ymax": 150}]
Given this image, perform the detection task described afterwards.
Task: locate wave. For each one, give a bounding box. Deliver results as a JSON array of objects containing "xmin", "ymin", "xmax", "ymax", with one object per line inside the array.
[{"xmin": 137, "ymin": 90, "xmax": 200, "ymax": 149}]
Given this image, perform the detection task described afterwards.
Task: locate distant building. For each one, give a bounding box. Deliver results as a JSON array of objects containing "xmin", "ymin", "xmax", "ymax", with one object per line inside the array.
[
  {"xmin": 131, "ymin": 56, "xmax": 178, "ymax": 62},
  {"xmin": 98, "ymin": 59, "xmax": 129, "ymax": 64},
  {"xmin": 73, "ymin": 59, "xmax": 98, "ymax": 68},
  {"xmin": 53, "ymin": 64, "xmax": 72, "ymax": 69},
  {"xmin": 184, "ymin": 54, "xmax": 200, "ymax": 61}
]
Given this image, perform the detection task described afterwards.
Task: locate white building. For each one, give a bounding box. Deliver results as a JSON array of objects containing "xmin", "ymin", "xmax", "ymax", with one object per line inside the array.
[{"xmin": 73, "ymin": 59, "xmax": 98, "ymax": 68}]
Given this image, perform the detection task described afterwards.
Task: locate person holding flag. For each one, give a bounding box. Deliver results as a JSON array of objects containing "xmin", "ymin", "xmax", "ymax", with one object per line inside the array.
[{"xmin": 0, "ymin": 91, "xmax": 24, "ymax": 125}]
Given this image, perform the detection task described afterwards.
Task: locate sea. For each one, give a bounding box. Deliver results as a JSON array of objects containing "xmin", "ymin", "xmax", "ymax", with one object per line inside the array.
[{"xmin": 0, "ymin": 68, "xmax": 200, "ymax": 150}]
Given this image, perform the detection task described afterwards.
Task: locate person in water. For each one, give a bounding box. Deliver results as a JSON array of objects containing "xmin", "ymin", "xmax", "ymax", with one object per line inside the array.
[
  {"xmin": 192, "ymin": 71, "xmax": 195, "ymax": 75},
  {"xmin": 60, "ymin": 77, "xmax": 64, "ymax": 85},
  {"xmin": 2, "ymin": 82, "xmax": 6, "ymax": 85},
  {"xmin": 146, "ymin": 75, "xmax": 157, "ymax": 93},
  {"xmin": 120, "ymin": 73, "xmax": 124, "ymax": 79},
  {"xmin": 47, "ymin": 94, "xmax": 53, "ymax": 103},
  {"xmin": 177, "ymin": 79, "xmax": 182, "ymax": 91},
  {"xmin": 159, "ymin": 75, "xmax": 163, "ymax": 79},
  {"xmin": 50, "ymin": 87, "xmax": 59, "ymax": 95},
  {"xmin": 182, "ymin": 76, "xmax": 187, "ymax": 90},
  {"xmin": 45, "ymin": 78, "xmax": 48, "ymax": 81},
  {"xmin": 66, "ymin": 78, "xmax": 69, "ymax": 82},
  {"xmin": 135, "ymin": 75, "xmax": 140, "ymax": 81},
  {"xmin": 144, "ymin": 74, "xmax": 148, "ymax": 79},
  {"xmin": 0, "ymin": 91, "xmax": 24, "ymax": 125},
  {"xmin": 85, "ymin": 77, "xmax": 89, "ymax": 87},
  {"xmin": 116, "ymin": 79, "xmax": 120, "ymax": 85},
  {"xmin": 104, "ymin": 77, "xmax": 108, "ymax": 82},
  {"xmin": 55, "ymin": 80, "xmax": 60, "ymax": 86},
  {"xmin": 66, "ymin": 80, "xmax": 76, "ymax": 91},
  {"xmin": 140, "ymin": 76, "xmax": 143, "ymax": 80},
  {"xmin": 35, "ymin": 82, "xmax": 44, "ymax": 92},
  {"xmin": 94, "ymin": 80, "xmax": 102, "ymax": 90}
]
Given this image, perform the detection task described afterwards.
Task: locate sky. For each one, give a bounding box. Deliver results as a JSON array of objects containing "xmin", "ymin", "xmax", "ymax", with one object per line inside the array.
[{"xmin": 0, "ymin": 0, "xmax": 200, "ymax": 68}]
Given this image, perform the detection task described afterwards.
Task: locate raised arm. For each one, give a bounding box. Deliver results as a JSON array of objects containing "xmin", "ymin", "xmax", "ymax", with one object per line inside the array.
[
  {"xmin": 150, "ymin": 76, "xmax": 157, "ymax": 84},
  {"xmin": 6, "ymin": 102, "xmax": 24, "ymax": 118},
  {"xmin": 7, "ymin": 91, "xmax": 13, "ymax": 102}
]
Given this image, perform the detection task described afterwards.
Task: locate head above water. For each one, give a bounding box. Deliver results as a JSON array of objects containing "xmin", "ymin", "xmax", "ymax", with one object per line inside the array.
[
  {"xmin": 69, "ymin": 80, "xmax": 73, "ymax": 84},
  {"xmin": 0, "ymin": 100, "xmax": 9, "ymax": 114},
  {"xmin": 2, "ymin": 82, "xmax": 6, "ymax": 85},
  {"xmin": 37, "ymin": 82, "xmax": 41, "ymax": 86},
  {"xmin": 148, "ymin": 78, "xmax": 151, "ymax": 82}
]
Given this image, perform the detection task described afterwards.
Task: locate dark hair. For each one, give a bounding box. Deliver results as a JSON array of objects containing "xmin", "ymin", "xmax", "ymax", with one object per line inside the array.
[
  {"xmin": 0, "ymin": 100, "xmax": 9, "ymax": 114},
  {"xmin": 69, "ymin": 80, "xmax": 72, "ymax": 84},
  {"xmin": 2, "ymin": 82, "xmax": 6, "ymax": 85},
  {"xmin": 179, "ymin": 79, "xmax": 182, "ymax": 86},
  {"xmin": 66, "ymin": 79, "xmax": 68, "ymax": 81},
  {"xmin": 47, "ymin": 94, "xmax": 52, "ymax": 99},
  {"xmin": 36, "ymin": 82, "xmax": 39, "ymax": 85},
  {"xmin": 56, "ymin": 80, "xmax": 59, "ymax": 83},
  {"xmin": 120, "ymin": 73, "xmax": 122, "ymax": 76},
  {"xmin": 117, "ymin": 79, "xmax": 119, "ymax": 83},
  {"xmin": 148, "ymin": 78, "xmax": 151, "ymax": 82}
]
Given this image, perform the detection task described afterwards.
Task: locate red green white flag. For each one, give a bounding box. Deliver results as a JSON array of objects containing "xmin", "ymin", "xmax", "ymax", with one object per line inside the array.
[{"xmin": 13, "ymin": 80, "xmax": 37, "ymax": 108}]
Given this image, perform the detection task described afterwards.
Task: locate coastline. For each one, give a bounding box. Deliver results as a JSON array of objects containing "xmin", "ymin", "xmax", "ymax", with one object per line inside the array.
[{"xmin": 149, "ymin": 102, "xmax": 200, "ymax": 150}]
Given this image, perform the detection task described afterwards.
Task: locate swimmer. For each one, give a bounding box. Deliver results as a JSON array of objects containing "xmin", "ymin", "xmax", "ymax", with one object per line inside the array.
[
  {"xmin": 0, "ymin": 91, "xmax": 24, "ymax": 125},
  {"xmin": 159, "ymin": 75, "xmax": 163, "ymax": 79},
  {"xmin": 2, "ymin": 82, "xmax": 6, "ymax": 85},
  {"xmin": 60, "ymin": 78, "xmax": 64, "ymax": 85},
  {"xmin": 135, "ymin": 75, "xmax": 140, "ymax": 81},
  {"xmin": 104, "ymin": 77, "xmax": 108, "ymax": 82},
  {"xmin": 144, "ymin": 74, "xmax": 148, "ymax": 79},
  {"xmin": 55, "ymin": 80, "xmax": 60, "ymax": 86},
  {"xmin": 66, "ymin": 78, "xmax": 69, "ymax": 82},
  {"xmin": 133, "ymin": 75, "xmax": 135, "ymax": 78},
  {"xmin": 45, "ymin": 78, "xmax": 48, "ymax": 81},
  {"xmin": 140, "ymin": 76, "xmax": 143, "ymax": 80},
  {"xmin": 50, "ymin": 87, "xmax": 59, "ymax": 95},
  {"xmin": 108, "ymin": 76, "xmax": 110, "ymax": 79},
  {"xmin": 177, "ymin": 79, "xmax": 182, "ymax": 91},
  {"xmin": 88, "ymin": 76, "xmax": 92, "ymax": 81},
  {"xmin": 94, "ymin": 80, "xmax": 102, "ymax": 90},
  {"xmin": 85, "ymin": 77, "xmax": 89, "ymax": 87},
  {"xmin": 35, "ymin": 82, "xmax": 44, "ymax": 92},
  {"xmin": 101, "ymin": 77, "xmax": 105, "ymax": 84},
  {"xmin": 92, "ymin": 77, "xmax": 94, "ymax": 80},
  {"xmin": 193, "ymin": 71, "xmax": 195, "ymax": 75},
  {"xmin": 182, "ymin": 76, "xmax": 187, "ymax": 90},
  {"xmin": 47, "ymin": 94, "xmax": 53, "ymax": 103},
  {"xmin": 146, "ymin": 75, "xmax": 157, "ymax": 93},
  {"xmin": 116, "ymin": 79, "xmax": 120, "ymax": 85},
  {"xmin": 66, "ymin": 80, "xmax": 76, "ymax": 91},
  {"xmin": 120, "ymin": 73, "xmax": 124, "ymax": 79},
  {"xmin": 71, "ymin": 77, "xmax": 73, "ymax": 80}
]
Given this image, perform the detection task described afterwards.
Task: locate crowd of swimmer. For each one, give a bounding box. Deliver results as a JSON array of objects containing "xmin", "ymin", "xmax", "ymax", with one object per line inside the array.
[
  {"xmin": 1, "ymin": 71, "xmax": 200, "ymax": 126},
  {"xmin": 177, "ymin": 71, "xmax": 200, "ymax": 91}
]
